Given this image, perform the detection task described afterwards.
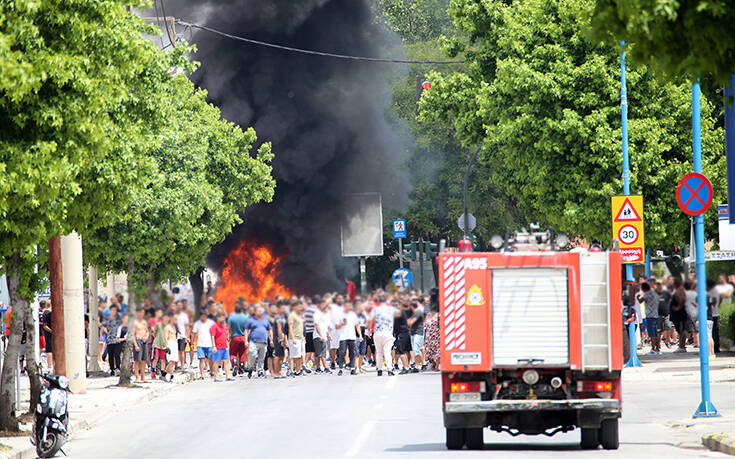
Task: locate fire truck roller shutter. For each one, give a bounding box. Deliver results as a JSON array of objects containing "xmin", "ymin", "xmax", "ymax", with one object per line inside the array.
[{"xmin": 492, "ymin": 268, "xmax": 569, "ymax": 366}]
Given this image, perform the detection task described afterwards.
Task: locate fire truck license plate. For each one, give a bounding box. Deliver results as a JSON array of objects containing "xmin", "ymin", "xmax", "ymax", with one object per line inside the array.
[
  {"xmin": 449, "ymin": 392, "xmax": 481, "ymax": 402},
  {"xmin": 450, "ymin": 352, "xmax": 481, "ymax": 365}
]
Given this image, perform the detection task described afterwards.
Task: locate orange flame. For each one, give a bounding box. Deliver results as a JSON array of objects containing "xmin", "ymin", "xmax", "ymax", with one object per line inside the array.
[{"xmin": 214, "ymin": 240, "xmax": 292, "ymax": 312}]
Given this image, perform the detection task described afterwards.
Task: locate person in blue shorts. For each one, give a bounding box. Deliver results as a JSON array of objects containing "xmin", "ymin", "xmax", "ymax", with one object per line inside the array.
[
  {"xmin": 210, "ymin": 313, "xmax": 233, "ymax": 381},
  {"xmin": 193, "ymin": 313, "xmax": 215, "ymax": 379}
]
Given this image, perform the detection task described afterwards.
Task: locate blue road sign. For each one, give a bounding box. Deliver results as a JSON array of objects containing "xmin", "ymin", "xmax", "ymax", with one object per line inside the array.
[
  {"xmin": 391, "ymin": 268, "xmax": 413, "ymax": 291},
  {"xmin": 392, "ymin": 218, "xmax": 406, "ymax": 239},
  {"xmin": 676, "ymin": 172, "xmax": 713, "ymax": 216}
]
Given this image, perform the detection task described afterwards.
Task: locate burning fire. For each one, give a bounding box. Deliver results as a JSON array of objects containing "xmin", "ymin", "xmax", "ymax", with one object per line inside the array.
[{"xmin": 214, "ymin": 240, "xmax": 292, "ymax": 312}]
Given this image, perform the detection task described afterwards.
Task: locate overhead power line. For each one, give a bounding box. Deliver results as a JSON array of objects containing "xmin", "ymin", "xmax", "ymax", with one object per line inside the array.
[
  {"xmin": 174, "ymin": 20, "xmax": 465, "ymax": 65},
  {"xmin": 158, "ymin": 0, "xmax": 176, "ymax": 48}
]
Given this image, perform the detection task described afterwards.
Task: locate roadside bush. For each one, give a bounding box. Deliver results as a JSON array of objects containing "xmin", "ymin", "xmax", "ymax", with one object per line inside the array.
[{"xmin": 718, "ymin": 301, "xmax": 735, "ymax": 344}]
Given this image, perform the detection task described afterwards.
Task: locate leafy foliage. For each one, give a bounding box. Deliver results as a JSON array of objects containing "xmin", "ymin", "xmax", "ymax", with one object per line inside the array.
[
  {"xmin": 372, "ymin": 0, "xmax": 455, "ymax": 43},
  {"xmin": 0, "ymin": 0, "xmax": 185, "ymax": 264},
  {"xmin": 420, "ymin": 0, "xmax": 724, "ymax": 247},
  {"xmin": 588, "ymin": 0, "xmax": 735, "ymax": 83},
  {"xmin": 84, "ymin": 75, "xmax": 275, "ymax": 289},
  {"xmin": 0, "ymin": 0, "xmax": 195, "ymax": 428}
]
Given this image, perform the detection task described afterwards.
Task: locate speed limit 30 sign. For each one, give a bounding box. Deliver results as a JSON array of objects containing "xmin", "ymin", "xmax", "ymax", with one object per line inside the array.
[
  {"xmin": 611, "ymin": 195, "xmax": 645, "ymax": 263},
  {"xmin": 618, "ymin": 225, "xmax": 639, "ymax": 244}
]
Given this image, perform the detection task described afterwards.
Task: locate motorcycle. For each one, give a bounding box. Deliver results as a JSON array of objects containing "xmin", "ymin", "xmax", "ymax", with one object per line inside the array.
[{"xmin": 31, "ymin": 374, "xmax": 70, "ymax": 458}]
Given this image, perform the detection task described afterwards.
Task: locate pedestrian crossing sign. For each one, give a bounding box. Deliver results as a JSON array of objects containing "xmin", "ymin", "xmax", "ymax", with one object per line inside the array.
[
  {"xmin": 611, "ymin": 195, "xmax": 645, "ymax": 264},
  {"xmin": 614, "ymin": 198, "xmax": 642, "ymax": 222}
]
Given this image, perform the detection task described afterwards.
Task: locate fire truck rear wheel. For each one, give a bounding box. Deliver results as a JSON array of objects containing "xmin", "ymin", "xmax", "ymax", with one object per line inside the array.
[
  {"xmin": 445, "ymin": 428, "xmax": 465, "ymax": 450},
  {"xmin": 600, "ymin": 419, "xmax": 619, "ymax": 450},
  {"xmin": 465, "ymin": 428, "xmax": 483, "ymax": 450},
  {"xmin": 580, "ymin": 427, "xmax": 599, "ymax": 449}
]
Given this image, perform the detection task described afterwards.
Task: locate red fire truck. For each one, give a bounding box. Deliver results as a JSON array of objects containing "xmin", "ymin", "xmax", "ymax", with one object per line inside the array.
[{"xmin": 439, "ymin": 250, "xmax": 623, "ymax": 450}]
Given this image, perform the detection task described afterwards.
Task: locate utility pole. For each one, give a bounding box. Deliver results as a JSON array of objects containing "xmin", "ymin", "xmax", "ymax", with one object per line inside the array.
[
  {"xmin": 418, "ymin": 238, "xmax": 425, "ymax": 292},
  {"xmin": 359, "ymin": 257, "xmax": 367, "ymax": 297},
  {"xmin": 87, "ymin": 266, "xmax": 102, "ymax": 373},
  {"xmin": 415, "ymin": 74, "xmax": 424, "ymax": 116},
  {"xmin": 463, "ymin": 145, "xmax": 482, "ymax": 238},
  {"xmin": 398, "ymin": 238, "xmax": 404, "ymax": 269},
  {"xmin": 61, "ymin": 233, "xmax": 86, "ymax": 393},
  {"xmin": 49, "ymin": 237, "xmax": 65, "ymax": 375}
]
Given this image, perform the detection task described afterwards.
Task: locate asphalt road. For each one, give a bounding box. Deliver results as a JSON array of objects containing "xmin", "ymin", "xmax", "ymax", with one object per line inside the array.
[{"xmin": 62, "ymin": 367, "xmax": 730, "ymax": 458}]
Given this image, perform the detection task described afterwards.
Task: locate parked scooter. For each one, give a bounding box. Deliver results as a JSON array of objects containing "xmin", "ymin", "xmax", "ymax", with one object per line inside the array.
[{"xmin": 31, "ymin": 374, "xmax": 70, "ymax": 458}]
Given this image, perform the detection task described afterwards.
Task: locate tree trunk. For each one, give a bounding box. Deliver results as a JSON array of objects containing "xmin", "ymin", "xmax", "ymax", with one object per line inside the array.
[
  {"xmin": 117, "ymin": 257, "xmax": 137, "ymax": 386},
  {"xmin": 22, "ymin": 298, "xmax": 41, "ymax": 415},
  {"xmin": 0, "ymin": 253, "xmax": 25, "ymax": 430},
  {"xmin": 189, "ymin": 268, "xmax": 204, "ymax": 317},
  {"xmin": 146, "ymin": 265, "xmax": 162, "ymax": 308},
  {"xmin": 49, "ymin": 236, "xmax": 65, "ymax": 375}
]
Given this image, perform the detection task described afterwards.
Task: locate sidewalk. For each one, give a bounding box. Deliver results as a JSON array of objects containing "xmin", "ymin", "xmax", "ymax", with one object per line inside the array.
[
  {"xmin": 0, "ymin": 368, "xmax": 198, "ymax": 459},
  {"xmin": 627, "ymin": 344, "xmax": 735, "ymax": 455}
]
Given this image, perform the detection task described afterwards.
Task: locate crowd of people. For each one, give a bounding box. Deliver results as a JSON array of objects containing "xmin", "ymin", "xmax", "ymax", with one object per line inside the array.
[
  {"xmin": 86, "ymin": 284, "xmax": 440, "ymax": 382},
  {"xmin": 631, "ymin": 272, "xmax": 733, "ymax": 358}
]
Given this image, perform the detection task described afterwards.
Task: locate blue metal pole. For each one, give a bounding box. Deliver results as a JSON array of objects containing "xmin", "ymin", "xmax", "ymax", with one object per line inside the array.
[
  {"xmin": 692, "ymin": 79, "xmax": 718, "ymax": 418},
  {"xmin": 621, "ymin": 43, "xmax": 633, "ymax": 284},
  {"xmin": 621, "ymin": 41, "xmax": 642, "ymax": 368},
  {"xmin": 726, "ymin": 74, "xmax": 735, "ymax": 224},
  {"xmin": 645, "ymin": 248, "xmax": 651, "ymax": 278}
]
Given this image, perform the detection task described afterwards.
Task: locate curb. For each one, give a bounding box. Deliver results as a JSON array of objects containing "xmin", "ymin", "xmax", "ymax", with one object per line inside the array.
[
  {"xmin": 702, "ymin": 433, "xmax": 735, "ymax": 455},
  {"xmin": 3, "ymin": 371, "xmax": 197, "ymax": 459}
]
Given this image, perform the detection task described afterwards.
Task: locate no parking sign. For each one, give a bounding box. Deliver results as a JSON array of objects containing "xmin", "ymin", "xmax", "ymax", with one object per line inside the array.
[{"xmin": 676, "ymin": 172, "xmax": 713, "ymax": 216}]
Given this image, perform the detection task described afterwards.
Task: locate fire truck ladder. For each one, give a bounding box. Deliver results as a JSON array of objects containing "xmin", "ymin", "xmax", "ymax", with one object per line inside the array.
[{"xmin": 580, "ymin": 253, "xmax": 612, "ymax": 371}]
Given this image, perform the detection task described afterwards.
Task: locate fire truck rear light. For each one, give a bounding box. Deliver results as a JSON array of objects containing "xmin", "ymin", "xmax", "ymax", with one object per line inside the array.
[
  {"xmin": 450, "ymin": 381, "xmax": 484, "ymax": 393},
  {"xmin": 577, "ymin": 380, "xmax": 613, "ymax": 392}
]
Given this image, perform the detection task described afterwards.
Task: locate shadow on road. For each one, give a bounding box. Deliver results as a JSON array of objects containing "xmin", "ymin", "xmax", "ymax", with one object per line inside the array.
[{"xmin": 385, "ymin": 442, "xmax": 580, "ymax": 452}]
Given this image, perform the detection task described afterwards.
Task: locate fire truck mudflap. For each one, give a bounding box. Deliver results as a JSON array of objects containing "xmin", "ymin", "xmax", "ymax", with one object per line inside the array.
[{"xmin": 439, "ymin": 251, "xmax": 623, "ymax": 451}]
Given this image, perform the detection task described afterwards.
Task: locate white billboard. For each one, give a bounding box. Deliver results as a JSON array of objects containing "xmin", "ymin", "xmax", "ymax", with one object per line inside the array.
[{"xmin": 341, "ymin": 193, "xmax": 384, "ymax": 257}]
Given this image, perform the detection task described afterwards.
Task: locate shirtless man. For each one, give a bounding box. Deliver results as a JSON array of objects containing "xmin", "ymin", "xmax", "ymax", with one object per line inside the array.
[
  {"xmin": 133, "ymin": 307, "xmax": 150, "ymax": 383},
  {"xmin": 163, "ymin": 312, "xmax": 179, "ymax": 382}
]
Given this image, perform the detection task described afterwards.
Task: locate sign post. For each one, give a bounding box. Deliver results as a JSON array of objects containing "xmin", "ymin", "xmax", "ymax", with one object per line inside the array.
[
  {"xmin": 611, "ymin": 195, "xmax": 645, "ymax": 264},
  {"xmin": 393, "ymin": 219, "xmax": 406, "ymax": 269},
  {"xmin": 681, "ymin": 81, "xmax": 718, "ymax": 418}
]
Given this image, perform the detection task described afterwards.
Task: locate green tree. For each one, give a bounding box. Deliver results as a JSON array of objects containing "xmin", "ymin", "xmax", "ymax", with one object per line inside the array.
[
  {"xmin": 588, "ymin": 0, "xmax": 735, "ymax": 83},
  {"xmin": 372, "ymin": 0, "xmax": 454, "ymax": 43},
  {"xmin": 0, "ymin": 0, "xmax": 183, "ymax": 429},
  {"xmin": 84, "ymin": 75, "xmax": 275, "ymax": 385},
  {"xmin": 420, "ymin": 0, "xmax": 724, "ymax": 248},
  {"xmin": 374, "ymin": 0, "xmax": 522, "ymax": 242}
]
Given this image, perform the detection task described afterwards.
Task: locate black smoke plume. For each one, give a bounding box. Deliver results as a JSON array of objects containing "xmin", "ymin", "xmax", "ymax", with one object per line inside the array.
[{"xmin": 166, "ymin": 0, "xmax": 409, "ymax": 292}]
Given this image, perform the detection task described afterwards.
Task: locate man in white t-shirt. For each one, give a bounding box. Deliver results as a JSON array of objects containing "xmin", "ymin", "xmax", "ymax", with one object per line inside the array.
[
  {"xmin": 329, "ymin": 296, "xmax": 345, "ymax": 370},
  {"xmin": 369, "ymin": 295, "xmax": 400, "ymax": 376},
  {"xmin": 336, "ymin": 302, "xmax": 361, "ymax": 376},
  {"xmin": 175, "ymin": 301, "xmax": 191, "ymax": 368},
  {"xmin": 313, "ymin": 302, "xmax": 332, "ymax": 373},
  {"xmin": 192, "ymin": 313, "xmax": 215, "ymax": 379}
]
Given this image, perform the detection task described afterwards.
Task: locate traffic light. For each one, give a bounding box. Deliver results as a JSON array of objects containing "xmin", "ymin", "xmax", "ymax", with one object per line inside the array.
[
  {"xmin": 669, "ymin": 246, "xmax": 682, "ymax": 265},
  {"xmin": 403, "ymin": 242, "xmax": 417, "ymax": 261},
  {"xmin": 424, "ymin": 241, "xmax": 438, "ymax": 260}
]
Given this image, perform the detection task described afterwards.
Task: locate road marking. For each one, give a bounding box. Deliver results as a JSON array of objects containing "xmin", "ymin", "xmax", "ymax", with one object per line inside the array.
[
  {"xmin": 344, "ymin": 375, "xmax": 396, "ymax": 457},
  {"xmin": 345, "ymin": 420, "xmax": 376, "ymax": 457}
]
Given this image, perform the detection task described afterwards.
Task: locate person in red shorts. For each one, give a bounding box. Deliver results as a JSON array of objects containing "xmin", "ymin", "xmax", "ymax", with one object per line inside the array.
[{"xmin": 227, "ymin": 304, "xmax": 249, "ymax": 376}]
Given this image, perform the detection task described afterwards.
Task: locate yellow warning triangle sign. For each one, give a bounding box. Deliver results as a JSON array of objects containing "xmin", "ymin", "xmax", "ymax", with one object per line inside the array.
[{"xmin": 614, "ymin": 197, "xmax": 642, "ymax": 222}]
